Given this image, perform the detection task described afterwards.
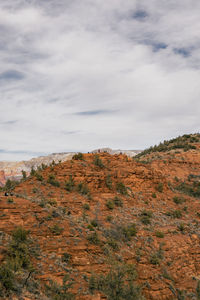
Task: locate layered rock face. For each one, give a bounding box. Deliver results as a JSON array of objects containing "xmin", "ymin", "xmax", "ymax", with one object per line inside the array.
[
  {"xmin": 0, "ymin": 149, "xmax": 141, "ymax": 186},
  {"xmin": 0, "ymin": 136, "xmax": 200, "ymax": 299}
]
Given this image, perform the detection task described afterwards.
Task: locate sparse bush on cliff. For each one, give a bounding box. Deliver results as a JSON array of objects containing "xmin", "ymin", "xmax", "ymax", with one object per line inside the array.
[
  {"xmin": 177, "ymin": 223, "xmax": 185, "ymax": 232},
  {"xmin": 0, "ymin": 264, "xmax": 15, "ymax": 292},
  {"xmin": 21, "ymin": 170, "xmax": 27, "ymax": 180},
  {"xmin": 106, "ymin": 238, "xmax": 119, "ymax": 251},
  {"xmin": 50, "ymin": 224, "xmax": 64, "ymax": 235},
  {"xmin": 140, "ymin": 210, "xmax": 153, "ymax": 225},
  {"xmin": 196, "ymin": 280, "xmax": 200, "ymax": 299},
  {"xmin": 77, "ymin": 182, "xmax": 90, "ymax": 196},
  {"xmin": 106, "ymin": 200, "xmax": 115, "ymax": 210},
  {"xmin": 35, "ymin": 172, "xmax": 44, "ymax": 182},
  {"xmin": 106, "ymin": 215, "xmax": 113, "ymax": 222},
  {"xmin": 149, "ymin": 247, "xmax": 164, "ymax": 266},
  {"xmin": 72, "ymin": 152, "xmax": 84, "ymax": 160},
  {"xmin": 103, "ymin": 223, "xmax": 137, "ymax": 244},
  {"xmin": 61, "ymin": 253, "xmax": 72, "ymax": 263},
  {"xmin": 0, "ymin": 227, "xmax": 33, "ymax": 296},
  {"xmin": 4, "ymin": 179, "xmax": 17, "ymax": 192},
  {"xmin": 155, "ymin": 231, "xmax": 164, "ymax": 238},
  {"xmin": 45, "ymin": 274, "xmax": 74, "ymax": 300},
  {"xmin": 106, "ymin": 174, "xmax": 112, "ymax": 189},
  {"xmin": 165, "ymin": 209, "xmax": 182, "ymax": 219},
  {"xmin": 156, "ymin": 182, "xmax": 163, "ymax": 193},
  {"xmin": 87, "ymin": 232, "xmax": 100, "ymax": 245},
  {"xmin": 173, "ymin": 196, "xmax": 186, "ymax": 204},
  {"xmin": 47, "ymin": 174, "xmax": 60, "ymax": 187},
  {"xmin": 65, "ymin": 175, "xmax": 75, "ymax": 192},
  {"xmin": 30, "ymin": 167, "xmax": 36, "ymax": 176},
  {"xmin": 93, "ymin": 154, "xmax": 104, "ymax": 168},
  {"xmin": 116, "ymin": 182, "xmax": 127, "ymax": 195},
  {"xmin": 83, "ymin": 203, "xmax": 90, "ymax": 210},
  {"xmin": 114, "ymin": 196, "xmax": 123, "ymax": 207},
  {"xmin": 176, "ymin": 180, "xmax": 200, "ymax": 199},
  {"xmin": 7, "ymin": 197, "xmax": 13, "ymax": 203},
  {"xmin": 88, "ymin": 264, "xmax": 143, "ymax": 300}
]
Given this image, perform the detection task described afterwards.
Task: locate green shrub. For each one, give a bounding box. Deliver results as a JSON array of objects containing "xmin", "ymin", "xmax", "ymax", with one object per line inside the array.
[
  {"xmin": 141, "ymin": 210, "xmax": 153, "ymax": 218},
  {"xmin": 65, "ymin": 175, "xmax": 75, "ymax": 192},
  {"xmin": 50, "ymin": 224, "xmax": 64, "ymax": 235},
  {"xmin": 35, "ymin": 173, "xmax": 44, "ymax": 181},
  {"xmin": 152, "ymin": 193, "xmax": 157, "ymax": 198},
  {"xmin": 12, "ymin": 227, "xmax": 29, "ymax": 243},
  {"xmin": 106, "ymin": 174, "xmax": 112, "ymax": 189},
  {"xmin": 32, "ymin": 187, "xmax": 38, "ymax": 194},
  {"xmin": 116, "ymin": 182, "xmax": 127, "ymax": 195},
  {"xmin": 114, "ymin": 196, "xmax": 123, "ymax": 207},
  {"xmin": 176, "ymin": 180, "xmax": 200, "ymax": 199},
  {"xmin": 106, "ymin": 238, "xmax": 119, "ymax": 251},
  {"xmin": 150, "ymin": 248, "xmax": 163, "ymax": 265},
  {"xmin": 45, "ymin": 275, "xmax": 74, "ymax": 300},
  {"xmin": 87, "ymin": 232, "xmax": 100, "ymax": 245},
  {"xmin": 155, "ymin": 231, "xmax": 164, "ymax": 238},
  {"xmin": 149, "ymin": 254, "xmax": 160, "ymax": 265},
  {"xmin": 91, "ymin": 219, "xmax": 98, "ymax": 227},
  {"xmin": 106, "ymin": 216, "xmax": 113, "ymax": 222},
  {"xmin": 30, "ymin": 167, "xmax": 36, "ymax": 176},
  {"xmin": 103, "ymin": 223, "xmax": 137, "ymax": 243},
  {"xmin": 156, "ymin": 183, "xmax": 163, "ymax": 193},
  {"xmin": 106, "ymin": 200, "xmax": 115, "ymax": 210},
  {"xmin": 140, "ymin": 210, "xmax": 153, "ymax": 225},
  {"xmin": 89, "ymin": 274, "xmax": 96, "ymax": 294},
  {"xmin": 47, "ymin": 174, "xmax": 60, "ymax": 187},
  {"xmin": 39, "ymin": 199, "xmax": 46, "ymax": 207},
  {"xmin": 166, "ymin": 209, "xmax": 182, "ymax": 219},
  {"xmin": 7, "ymin": 198, "xmax": 13, "ymax": 203},
  {"xmin": 93, "ymin": 154, "xmax": 104, "ymax": 168},
  {"xmin": 77, "ymin": 182, "xmax": 90, "ymax": 195},
  {"xmin": 140, "ymin": 216, "xmax": 151, "ymax": 225},
  {"xmin": 173, "ymin": 196, "xmax": 185, "ymax": 204},
  {"xmin": 122, "ymin": 224, "xmax": 137, "ymax": 240},
  {"xmin": 72, "ymin": 152, "xmax": 84, "ymax": 160},
  {"xmin": 4, "ymin": 179, "xmax": 17, "ymax": 192},
  {"xmin": 83, "ymin": 203, "xmax": 90, "ymax": 210},
  {"xmin": 7, "ymin": 227, "xmax": 32, "ymax": 273},
  {"xmin": 196, "ymin": 280, "xmax": 200, "ymax": 299},
  {"xmin": 0, "ymin": 264, "xmax": 14, "ymax": 291},
  {"xmin": 177, "ymin": 223, "xmax": 185, "ymax": 232},
  {"xmin": 61, "ymin": 253, "xmax": 72, "ymax": 263},
  {"xmin": 47, "ymin": 199, "xmax": 57, "ymax": 206},
  {"xmin": 21, "ymin": 170, "xmax": 27, "ymax": 180},
  {"xmin": 0, "ymin": 226, "xmax": 34, "ymax": 297},
  {"xmin": 88, "ymin": 264, "xmax": 143, "ymax": 300},
  {"xmin": 87, "ymin": 224, "xmax": 95, "ymax": 231}
]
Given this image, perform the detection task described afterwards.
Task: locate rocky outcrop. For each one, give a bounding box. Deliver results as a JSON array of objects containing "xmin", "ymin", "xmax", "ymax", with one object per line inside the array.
[
  {"xmin": 0, "ymin": 147, "xmax": 200, "ymax": 299},
  {"xmin": 91, "ymin": 147, "xmax": 141, "ymax": 157},
  {"xmin": 0, "ymin": 149, "xmax": 141, "ymax": 186},
  {"xmin": 0, "ymin": 152, "xmax": 76, "ymax": 185},
  {"xmin": 0, "ymin": 170, "xmax": 6, "ymax": 186}
]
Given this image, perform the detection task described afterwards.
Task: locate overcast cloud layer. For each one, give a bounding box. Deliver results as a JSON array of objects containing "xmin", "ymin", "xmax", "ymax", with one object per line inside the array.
[{"xmin": 0, "ymin": 0, "xmax": 200, "ymax": 161}]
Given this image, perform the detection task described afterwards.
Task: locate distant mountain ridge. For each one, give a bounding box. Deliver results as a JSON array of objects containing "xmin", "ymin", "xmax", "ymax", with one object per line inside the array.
[{"xmin": 0, "ymin": 148, "xmax": 141, "ymax": 186}]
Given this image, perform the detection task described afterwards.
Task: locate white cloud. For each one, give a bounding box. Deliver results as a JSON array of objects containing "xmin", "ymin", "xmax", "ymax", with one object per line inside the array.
[{"xmin": 0, "ymin": 0, "xmax": 200, "ymax": 160}]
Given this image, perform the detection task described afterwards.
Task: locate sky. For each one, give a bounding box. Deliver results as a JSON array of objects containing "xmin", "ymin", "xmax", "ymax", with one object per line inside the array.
[{"xmin": 0, "ymin": 0, "xmax": 200, "ymax": 161}]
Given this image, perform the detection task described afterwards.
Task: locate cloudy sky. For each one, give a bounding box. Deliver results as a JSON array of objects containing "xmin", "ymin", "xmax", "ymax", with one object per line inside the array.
[{"xmin": 0, "ymin": 0, "xmax": 200, "ymax": 161}]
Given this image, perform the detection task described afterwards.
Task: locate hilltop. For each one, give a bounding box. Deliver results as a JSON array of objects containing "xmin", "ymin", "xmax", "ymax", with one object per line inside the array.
[
  {"xmin": 0, "ymin": 149, "xmax": 140, "ymax": 187},
  {"xmin": 0, "ymin": 134, "xmax": 200, "ymax": 299}
]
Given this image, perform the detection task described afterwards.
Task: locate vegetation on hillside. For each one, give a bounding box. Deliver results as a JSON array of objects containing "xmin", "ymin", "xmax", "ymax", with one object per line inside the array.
[{"xmin": 136, "ymin": 133, "xmax": 200, "ymax": 158}]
